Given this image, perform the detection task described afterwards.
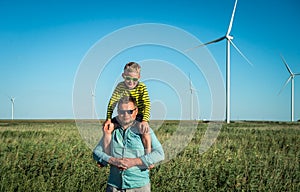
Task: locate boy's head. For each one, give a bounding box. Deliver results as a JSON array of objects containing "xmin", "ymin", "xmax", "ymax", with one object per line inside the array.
[
  {"xmin": 122, "ymin": 62, "xmax": 141, "ymax": 89},
  {"xmin": 124, "ymin": 62, "xmax": 141, "ymax": 74}
]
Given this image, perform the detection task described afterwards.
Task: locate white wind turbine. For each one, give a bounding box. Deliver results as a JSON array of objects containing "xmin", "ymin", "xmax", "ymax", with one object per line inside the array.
[
  {"xmin": 187, "ymin": 0, "xmax": 252, "ymax": 123},
  {"xmin": 91, "ymin": 89, "xmax": 96, "ymax": 119},
  {"xmin": 10, "ymin": 97, "xmax": 15, "ymax": 120},
  {"xmin": 278, "ymin": 55, "xmax": 300, "ymax": 122},
  {"xmin": 189, "ymin": 74, "xmax": 195, "ymax": 120},
  {"xmin": 188, "ymin": 73, "xmax": 200, "ymax": 120}
]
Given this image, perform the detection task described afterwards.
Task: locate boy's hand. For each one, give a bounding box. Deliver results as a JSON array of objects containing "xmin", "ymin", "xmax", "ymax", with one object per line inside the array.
[
  {"xmin": 139, "ymin": 121, "xmax": 149, "ymax": 134},
  {"xmin": 103, "ymin": 119, "xmax": 114, "ymax": 134}
]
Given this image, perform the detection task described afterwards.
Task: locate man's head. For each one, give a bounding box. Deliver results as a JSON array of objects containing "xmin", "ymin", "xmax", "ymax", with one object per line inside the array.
[
  {"xmin": 122, "ymin": 62, "xmax": 141, "ymax": 89},
  {"xmin": 117, "ymin": 96, "xmax": 138, "ymax": 128}
]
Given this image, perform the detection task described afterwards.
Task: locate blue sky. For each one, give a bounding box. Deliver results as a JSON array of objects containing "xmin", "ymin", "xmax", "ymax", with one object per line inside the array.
[{"xmin": 1, "ymin": 0, "xmax": 300, "ymax": 121}]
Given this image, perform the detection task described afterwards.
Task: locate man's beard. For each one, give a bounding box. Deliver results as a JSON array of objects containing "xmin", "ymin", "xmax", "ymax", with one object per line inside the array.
[{"xmin": 117, "ymin": 117, "xmax": 134, "ymax": 127}]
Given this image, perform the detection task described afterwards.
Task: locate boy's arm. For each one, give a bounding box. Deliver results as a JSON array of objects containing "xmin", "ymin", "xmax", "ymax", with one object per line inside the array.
[
  {"xmin": 106, "ymin": 97, "xmax": 117, "ymax": 120},
  {"xmin": 106, "ymin": 83, "xmax": 123, "ymax": 120},
  {"xmin": 140, "ymin": 83, "xmax": 151, "ymax": 122}
]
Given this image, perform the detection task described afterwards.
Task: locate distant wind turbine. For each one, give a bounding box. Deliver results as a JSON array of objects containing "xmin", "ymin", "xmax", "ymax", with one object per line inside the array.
[
  {"xmin": 278, "ymin": 55, "xmax": 300, "ymax": 122},
  {"xmin": 91, "ymin": 89, "xmax": 96, "ymax": 119},
  {"xmin": 186, "ymin": 0, "xmax": 252, "ymax": 123},
  {"xmin": 188, "ymin": 73, "xmax": 200, "ymax": 120},
  {"xmin": 10, "ymin": 97, "xmax": 15, "ymax": 120},
  {"xmin": 189, "ymin": 74, "xmax": 195, "ymax": 120}
]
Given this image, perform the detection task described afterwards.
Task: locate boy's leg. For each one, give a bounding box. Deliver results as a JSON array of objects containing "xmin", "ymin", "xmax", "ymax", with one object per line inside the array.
[
  {"xmin": 111, "ymin": 116, "xmax": 117, "ymax": 124},
  {"xmin": 135, "ymin": 114, "xmax": 152, "ymax": 154},
  {"xmin": 111, "ymin": 116, "xmax": 120, "ymax": 127},
  {"xmin": 135, "ymin": 114, "xmax": 143, "ymax": 122},
  {"xmin": 142, "ymin": 133, "xmax": 151, "ymax": 154}
]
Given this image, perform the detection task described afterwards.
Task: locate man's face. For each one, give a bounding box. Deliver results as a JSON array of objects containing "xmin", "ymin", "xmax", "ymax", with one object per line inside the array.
[{"xmin": 117, "ymin": 102, "xmax": 138, "ymax": 127}]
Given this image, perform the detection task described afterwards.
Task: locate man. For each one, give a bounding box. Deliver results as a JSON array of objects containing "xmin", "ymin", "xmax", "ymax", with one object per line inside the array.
[{"xmin": 93, "ymin": 96, "xmax": 164, "ymax": 192}]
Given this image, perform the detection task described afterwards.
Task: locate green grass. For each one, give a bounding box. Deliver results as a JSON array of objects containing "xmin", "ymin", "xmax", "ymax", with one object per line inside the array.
[{"xmin": 0, "ymin": 120, "xmax": 299, "ymax": 191}]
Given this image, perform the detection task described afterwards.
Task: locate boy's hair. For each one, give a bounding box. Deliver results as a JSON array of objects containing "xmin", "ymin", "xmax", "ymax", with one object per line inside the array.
[
  {"xmin": 124, "ymin": 62, "xmax": 141, "ymax": 74},
  {"xmin": 117, "ymin": 95, "xmax": 137, "ymax": 109}
]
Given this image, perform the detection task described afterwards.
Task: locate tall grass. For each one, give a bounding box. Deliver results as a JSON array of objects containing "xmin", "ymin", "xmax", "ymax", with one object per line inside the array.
[{"xmin": 0, "ymin": 120, "xmax": 299, "ymax": 191}]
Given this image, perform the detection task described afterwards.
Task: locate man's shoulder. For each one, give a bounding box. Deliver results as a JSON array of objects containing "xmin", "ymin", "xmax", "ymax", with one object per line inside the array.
[{"xmin": 128, "ymin": 122, "xmax": 144, "ymax": 134}]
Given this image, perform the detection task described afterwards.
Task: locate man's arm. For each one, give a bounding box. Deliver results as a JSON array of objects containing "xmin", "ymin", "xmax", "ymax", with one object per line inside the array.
[
  {"xmin": 115, "ymin": 129, "xmax": 164, "ymax": 170},
  {"xmin": 93, "ymin": 137, "xmax": 112, "ymax": 166}
]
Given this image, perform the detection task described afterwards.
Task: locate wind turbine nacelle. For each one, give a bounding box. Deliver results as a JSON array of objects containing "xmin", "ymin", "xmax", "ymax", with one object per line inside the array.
[{"xmin": 226, "ymin": 35, "xmax": 233, "ymax": 40}]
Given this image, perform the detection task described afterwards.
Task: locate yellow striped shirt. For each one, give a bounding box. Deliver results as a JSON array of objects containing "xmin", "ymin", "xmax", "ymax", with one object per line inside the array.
[{"xmin": 106, "ymin": 82, "xmax": 151, "ymax": 121}]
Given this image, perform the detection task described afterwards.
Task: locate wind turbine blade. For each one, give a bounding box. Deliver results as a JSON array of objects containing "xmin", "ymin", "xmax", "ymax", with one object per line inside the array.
[
  {"xmin": 202, "ymin": 36, "xmax": 227, "ymax": 46},
  {"xmin": 230, "ymin": 40, "xmax": 253, "ymax": 66},
  {"xmin": 189, "ymin": 73, "xmax": 192, "ymax": 93},
  {"xmin": 294, "ymin": 73, "xmax": 300, "ymax": 76},
  {"xmin": 280, "ymin": 55, "xmax": 293, "ymax": 75},
  {"xmin": 185, "ymin": 36, "xmax": 226, "ymax": 52},
  {"xmin": 226, "ymin": 0, "xmax": 238, "ymax": 36},
  {"xmin": 278, "ymin": 76, "xmax": 292, "ymax": 95}
]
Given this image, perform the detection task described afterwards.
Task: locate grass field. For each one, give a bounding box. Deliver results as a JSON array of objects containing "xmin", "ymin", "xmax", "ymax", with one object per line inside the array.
[{"xmin": 0, "ymin": 120, "xmax": 299, "ymax": 191}]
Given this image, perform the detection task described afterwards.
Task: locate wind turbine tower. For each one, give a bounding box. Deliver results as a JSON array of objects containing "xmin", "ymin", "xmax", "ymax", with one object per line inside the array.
[
  {"xmin": 10, "ymin": 97, "xmax": 15, "ymax": 120},
  {"xmin": 188, "ymin": 73, "xmax": 199, "ymax": 120},
  {"xmin": 279, "ymin": 55, "xmax": 300, "ymax": 122},
  {"xmin": 91, "ymin": 89, "xmax": 96, "ymax": 119},
  {"xmin": 189, "ymin": 74, "xmax": 194, "ymax": 120},
  {"xmin": 186, "ymin": 0, "xmax": 252, "ymax": 123}
]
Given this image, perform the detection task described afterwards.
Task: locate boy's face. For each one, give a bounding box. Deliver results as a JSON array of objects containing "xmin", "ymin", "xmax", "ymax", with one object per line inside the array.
[{"xmin": 122, "ymin": 72, "xmax": 140, "ymax": 89}]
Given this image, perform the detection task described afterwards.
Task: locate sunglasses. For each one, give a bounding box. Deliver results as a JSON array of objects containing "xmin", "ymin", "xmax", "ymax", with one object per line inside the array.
[
  {"xmin": 118, "ymin": 108, "xmax": 137, "ymax": 115},
  {"xmin": 124, "ymin": 76, "xmax": 139, "ymax": 82}
]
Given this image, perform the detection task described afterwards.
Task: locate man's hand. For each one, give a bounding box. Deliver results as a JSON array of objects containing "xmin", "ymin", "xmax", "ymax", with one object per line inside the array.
[
  {"xmin": 139, "ymin": 121, "xmax": 149, "ymax": 134},
  {"xmin": 108, "ymin": 157, "xmax": 127, "ymax": 170},
  {"xmin": 119, "ymin": 158, "xmax": 143, "ymax": 170},
  {"xmin": 120, "ymin": 158, "xmax": 154, "ymax": 170},
  {"xmin": 108, "ymin": 157, "xmax": 143, "ymax": 170}
]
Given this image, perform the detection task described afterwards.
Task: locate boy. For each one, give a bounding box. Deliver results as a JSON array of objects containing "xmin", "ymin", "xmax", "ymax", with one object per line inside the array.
[{"xmin": 103, "ymin": 62, "xmax": 151, "ymax": 154}]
